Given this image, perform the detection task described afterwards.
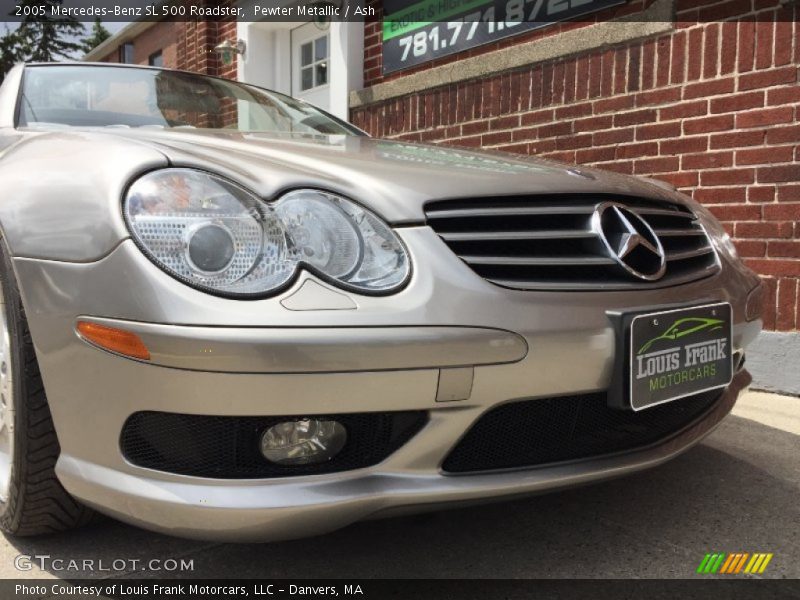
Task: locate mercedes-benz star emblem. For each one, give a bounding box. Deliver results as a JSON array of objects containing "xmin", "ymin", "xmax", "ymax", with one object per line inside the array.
[{"xmin": 593, "ymin": 202, "xmax": 666, "ymax": 281}]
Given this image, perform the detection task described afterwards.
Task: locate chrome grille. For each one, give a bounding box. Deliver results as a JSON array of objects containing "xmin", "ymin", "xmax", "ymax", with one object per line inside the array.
[{"xmin": 425, "ymin": 195, "xmax": 719, "ymax": 290}]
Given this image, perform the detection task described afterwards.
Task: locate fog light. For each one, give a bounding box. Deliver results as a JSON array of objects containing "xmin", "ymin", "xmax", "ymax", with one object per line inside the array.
[{"xmin": 260, "ymin": 419, "xmax": 347, "ymax": 466}]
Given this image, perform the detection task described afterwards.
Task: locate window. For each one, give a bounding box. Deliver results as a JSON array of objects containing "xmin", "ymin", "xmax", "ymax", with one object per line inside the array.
[
  {"xmin": 148, "ymin": 51, "xmax": 163, "ymax": 67},
  {"xmin": 300, "ymin": 35, "xmax": 328, "ymax": 92},
  {"xmin": 120, "ymin": 43, "xmax": 134, "ymax": 64}
]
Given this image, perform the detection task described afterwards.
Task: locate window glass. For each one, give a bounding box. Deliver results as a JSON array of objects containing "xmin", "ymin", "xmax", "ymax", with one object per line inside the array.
[
  {"xmin": 301, "ymin": 42, "xmax": 312, "ymax": 67},
  {"xmin": 298, "ymin": 34, "xmax": 328, "ymax": 92},
  {"xmin": 148, "ymin": 51, "xmax": 163, "ymax": 67},
  {"xmin": 18, "ymin": 65, "xmax": 361, "ymax": 135}
]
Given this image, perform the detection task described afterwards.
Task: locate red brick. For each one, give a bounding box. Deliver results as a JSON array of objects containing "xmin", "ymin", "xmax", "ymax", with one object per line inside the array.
[
  {"xmin": 489, "ymin": 115, "xmax": 520, "ymax": 130},
  {"xmin": 774, "ymin": 12, "xmax": 793, "ymax": 66},
  {"xmin": 555, "ymin": 102, "xmax": 594, "ymax": 120},
  {"xmin": 573, "ymin": 115, "xmax": 613, "ymax": 133},
  {"xmin": 683, "ymin": 77, "xmax": 735, "ymax": 100},
  {"xmin": 660, "ymin": 100, "xmax": 707, "ymax": 121},
  {"xmin": 739, "ymin": 67, "xmax": 797, "ymax": 91},
  {"xmin": 760, "ymin": 277, "xmax": 778, "ymax": 330},
  {"xmin": 576, "ymin": 147, "xmax": 617, "ymax": 163},
  {"xmin": 602, "ymin": 161, "xmax": 634, "ymax": 175},
  {"xmin": 683, "ymin": 151, "xmax": 733, "ymax": 170},
  {"xmin": 767, "ymin": 86, "xmax": 800, "ymax": 105},
  {"xmin": 520, "ymin": 109, "xmax": 555, "ymax": 126},
  {"xmin": 556, "ymin": 133, "xmax": 593, "ymax": 150},
  {"xmin": 614, "ymin": 109, "xmax": 657, "ymax": 127},
  {"xmin": 701, "ymin": 169, "xmax": 755, "ymax": 186},
  {"xmin": 461, "ymin": 120, "xmax": 489, "ymax": 136},
  {"xmin": 617, "ymin": 142, "xmax": 659, "ymax": 159},
  {"xmin": 481, "ymin": 131, "xmax": 512, "ymax": 146},
  {"xmin": 710, "ymin": 91, "xmax": 764, "ymax": 114},
  {"xmin": 735, "ymin": 107, "xmax": 794, "ymax": 129},
  {"xmin": 594, "ymin": 128, "xmax": 635, "ymax": 146},
  {"xmin": 497, "ymin": 143, "xmax": 530, "ymax": 154},
  {"xmin": 670, "ymin": 30, "xmax": 687, "ymax": 83},
  {"xmin": 710, "ymin": 130, "xmax": 766, "ymax": 149},
  {"xmin": 739, "ymin": 20, "xmax": 759, "ymax": 72},
  {"xmin": 708, "ymin": 204, "xmax": 762, "ymax": 221},
  {"xmin": 660, "ymin": 136, "xmax": 708, "ymax": 155},
  {"xmin": 694, "ymin": 187, "xmax": 747, "ymax": 204},
  {"xmin": 538, "ymin": 122, "xmax": 573, "ymax": 139},
  {"xmin": 755, "ymin": 17, "xmax": 775, "ymax": 70},
  {"xmin": 703, "ymin": 23, "xmax": 720, "ymax": 78},
  {"xmin": 766, "ymin": 125, "xmax": 800, "ymax": 145},
  {"xmin": 684, "ymin": 114, "xmax": 735, "ymax": 134},
  {"xmin": 688, "ymin": 27, "xmax": 704, "ymax": 80},
  {"xmin": 529, "ymin": 138, "xmax": 557, "ymax": 154},
  {"xmin": 720, "ymin": 21, "xmax": 738, "ymax": 75},
  {"xmin": 769, "ymin": 242, "xmax": 800, "ymax": 258},
  {"xmin": 659, "ymin": 171, "xmax": 699, "ymax": 188},
  {"xmin": 594, "ymin": 95, "xmax": 634, "ymax": 114},
  {"xmin": 757, "ymin": 165, "xmax": 800, "ymax": 183},
  {"xmin": 777, "ymin": 185, "xmax": 800, "ymax": 203},
  {"xmin": 627, "ymin": 44, "xmax": 641, "ymax": 92},
  {"xmin": 634, "ymin": 157, "xmax": 680, "ymax": 174},
  {"xmin": 776, "ymin": 277, "xmax": 798, "ymax": 330},
  {"xmin": 736, "ymin": 221, "xmax": 792, "ymax": 239},
  {"xmin": 737, "ymin": 146, "xmax": 795, "ymax": 166},
  {"xmin": 736, "ymin": 240, "xmax": 767, "ymax": 257},
  {"xmin": 635, "ymin": 87, "xmax": 682, "ymax": 107},
  {"xmin": 636, "ymin": 122, "xmax": 682, "ymax": 141},
  {"xmin": 764, "ymin": 203, "xmax": 800, "ymax": 220},
  {"xmin": 544, "ymin": 150, "xmax": 576, "ymax": 163},
  {"xmin": 748, "ymin": 186, "xmax": 776, "ymax": 203}
]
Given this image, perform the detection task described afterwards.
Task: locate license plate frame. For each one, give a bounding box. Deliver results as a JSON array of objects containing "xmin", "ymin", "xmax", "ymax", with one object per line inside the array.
[{"xmin": 607, "ymin": 302, "xmax": 733, "ymax": 412}]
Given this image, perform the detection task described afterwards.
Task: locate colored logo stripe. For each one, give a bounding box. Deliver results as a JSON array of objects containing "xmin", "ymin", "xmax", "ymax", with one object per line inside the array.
[
  {"xmin": 744, "ymin": 553, "xmax": 774, "ymax": 574},
  {"xmin": 698, "ymin": 552, "xmax": 773, "ymax": 574}
]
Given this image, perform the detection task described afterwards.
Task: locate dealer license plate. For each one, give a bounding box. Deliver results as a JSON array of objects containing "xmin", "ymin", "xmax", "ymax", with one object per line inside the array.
[{"xmin": 629, "ymin": 302, "xmax": 733, "ymax": 411}]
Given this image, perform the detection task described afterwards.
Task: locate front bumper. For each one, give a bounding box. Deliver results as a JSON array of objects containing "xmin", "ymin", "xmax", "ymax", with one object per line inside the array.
[{"xmin": 12, "ymin": 227, "xmax": 762, "ymax": 541}]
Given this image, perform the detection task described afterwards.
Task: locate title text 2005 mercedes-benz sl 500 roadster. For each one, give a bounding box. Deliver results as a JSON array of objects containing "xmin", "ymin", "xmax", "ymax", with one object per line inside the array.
[{"xmin": 0, "ymin": 63, "xmax": 762, "ymax": 540}]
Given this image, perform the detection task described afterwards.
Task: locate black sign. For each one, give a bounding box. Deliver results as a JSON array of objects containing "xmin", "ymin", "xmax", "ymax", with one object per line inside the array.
[
  {"xmin": 382, "ymin": 0, "xmax": 626, "ymax": 75},
  {"xmin": 626, "ymin": 303, "xmax": 733, "ymax": 411}
]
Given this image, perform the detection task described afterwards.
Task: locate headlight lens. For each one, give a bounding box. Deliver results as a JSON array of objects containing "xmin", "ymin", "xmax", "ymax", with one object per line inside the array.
[{"xmin": 124, "ymin": 169, "xmax": 409, "ymax": 295}]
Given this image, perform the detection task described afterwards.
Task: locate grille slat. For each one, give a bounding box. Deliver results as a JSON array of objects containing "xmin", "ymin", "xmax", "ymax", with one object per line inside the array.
[
  {"xmin": 653, "ymin": 228, "xmax": 707, "ymax": 237},
  {"xmin": 667, "ymin": 246, "xmax": 716, "ymax": 262},
  {"xmin": 460, "ymin": 255, "xmax": 616, "ymax": 266},
  {"xmin": 439, "ymin": 229, "xmax": 594, "ymax": 242},
  {"xmin": 425, "ymin": 195, "xmax": 719, "ymax": 291},
  {"xmin": 442, "ymin": 388, "xmax": 722, "ymax": 473},
  {"xmin": 426, "ymin": 205, "xmax": 596, "ymax": 218}
]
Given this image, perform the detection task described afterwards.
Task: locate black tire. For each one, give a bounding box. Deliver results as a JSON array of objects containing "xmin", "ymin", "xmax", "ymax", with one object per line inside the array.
[{"xmin": 0, "ymin": 240, "xmax": 96, "ymax": 535}]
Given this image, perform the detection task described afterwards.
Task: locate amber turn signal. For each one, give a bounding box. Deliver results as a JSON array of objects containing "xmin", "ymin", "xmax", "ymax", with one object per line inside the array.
[{"xmin": 76, "ymin": 321, "xmax": 151, "ymax": 361}]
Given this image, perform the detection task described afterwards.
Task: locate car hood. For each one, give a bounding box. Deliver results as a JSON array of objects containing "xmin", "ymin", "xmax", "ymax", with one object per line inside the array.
[{"xmin": 104, "ymin": 129, "xmax": 684, "ymax": 223}]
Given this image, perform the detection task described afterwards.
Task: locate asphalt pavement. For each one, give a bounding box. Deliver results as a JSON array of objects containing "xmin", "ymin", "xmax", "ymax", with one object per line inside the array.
[{"xmin": 1, "ymin": 390, "xmax": 798, "ymax": 581}]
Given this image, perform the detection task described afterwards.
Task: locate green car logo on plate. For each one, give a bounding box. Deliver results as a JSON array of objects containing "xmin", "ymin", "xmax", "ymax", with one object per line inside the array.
[{"xmin": 638, "ymin": 317, "xmax": 725, "ymax": 355}]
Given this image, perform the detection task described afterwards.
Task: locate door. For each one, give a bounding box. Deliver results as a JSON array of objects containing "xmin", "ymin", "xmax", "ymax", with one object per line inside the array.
[{"xmin": 291, "ymin": 22, "xmax": 330, "ymax": 110}]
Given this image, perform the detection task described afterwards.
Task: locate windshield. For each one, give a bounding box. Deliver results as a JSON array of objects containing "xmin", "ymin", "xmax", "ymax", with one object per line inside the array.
[{"xmin": 17, "ymin": 65, "xmax": 361, "ymax": 135}]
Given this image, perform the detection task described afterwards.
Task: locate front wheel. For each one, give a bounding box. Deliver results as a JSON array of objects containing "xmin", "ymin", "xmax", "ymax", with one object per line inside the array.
[{"xmin": 0, "ymin": 239, "xmax": 95, "ymax": 535}]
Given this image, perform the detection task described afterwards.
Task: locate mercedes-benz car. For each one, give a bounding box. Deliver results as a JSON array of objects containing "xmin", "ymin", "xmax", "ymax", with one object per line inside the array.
[{"xmin": 0, "ymin": 63, "xmax": 762, "ymax": 541}]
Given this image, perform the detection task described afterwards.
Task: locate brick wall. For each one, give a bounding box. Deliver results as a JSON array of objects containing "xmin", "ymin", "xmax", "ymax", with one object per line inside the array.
[{"xmin": 352, "ymin": 0, "xmax": 800, "ymax": 331}]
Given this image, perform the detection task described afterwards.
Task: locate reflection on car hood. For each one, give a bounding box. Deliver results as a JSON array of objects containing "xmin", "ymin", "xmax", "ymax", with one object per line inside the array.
[{"xmin": 103, "ymin": 129, "xmax": 684, "ymax": 223}]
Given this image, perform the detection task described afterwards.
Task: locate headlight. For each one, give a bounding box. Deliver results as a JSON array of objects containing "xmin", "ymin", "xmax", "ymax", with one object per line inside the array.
[{"xmin": 124, "ymin": 169, "xmax": 410, "ymax": 296}]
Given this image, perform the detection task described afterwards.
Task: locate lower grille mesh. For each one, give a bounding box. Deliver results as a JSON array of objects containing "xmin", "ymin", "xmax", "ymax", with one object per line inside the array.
[
  {"xmin": 121, "ymin": 411, "xmax": 427, "ymax": 478},
  {"xmin": 442, "ymin": 389, "xmax": 722, "ymax": 473}
]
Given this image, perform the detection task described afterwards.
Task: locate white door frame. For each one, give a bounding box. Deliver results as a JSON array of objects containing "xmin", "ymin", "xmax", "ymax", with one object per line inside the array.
[{"xmin": 237, "ymin": 20, "xmax": 363, "ymax": 121}]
